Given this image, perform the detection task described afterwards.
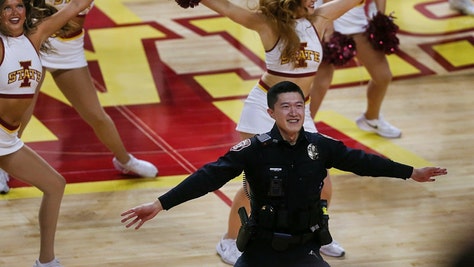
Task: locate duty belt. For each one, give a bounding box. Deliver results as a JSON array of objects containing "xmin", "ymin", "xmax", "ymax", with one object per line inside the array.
[{"xmin": 256, "ymin": 229, "xmax": 316, "ymax": 251}]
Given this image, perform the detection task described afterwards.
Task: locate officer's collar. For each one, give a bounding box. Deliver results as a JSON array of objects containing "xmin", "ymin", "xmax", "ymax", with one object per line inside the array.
[{"xmin": 270, "ymin": 124, "xmax": 309, "ymax": 145}]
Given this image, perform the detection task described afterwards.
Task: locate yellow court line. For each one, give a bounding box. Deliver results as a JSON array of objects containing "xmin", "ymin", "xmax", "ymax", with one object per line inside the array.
[
  {"xmin": 1, "ymin": 173, "xmax": 245, "ymax": 201},
  {"xmin": 1, "ymin": 175, "xmax": 186, "ymax": 201}
]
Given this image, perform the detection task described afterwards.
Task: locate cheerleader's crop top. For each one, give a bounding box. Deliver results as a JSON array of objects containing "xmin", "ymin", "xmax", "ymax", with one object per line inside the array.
[
  {"xmin": 265, "ymin": 18, "xmax": 322, "ymax": 78},
  {"xmin": 0, "ymin": 34, "xmax": 42, "ymax": 98}
]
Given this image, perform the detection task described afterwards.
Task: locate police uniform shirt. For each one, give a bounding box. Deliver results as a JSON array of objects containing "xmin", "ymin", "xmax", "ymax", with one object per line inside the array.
[{"xmin": 158, "ymin": 124, "xmax": 414, "ymax": 217}]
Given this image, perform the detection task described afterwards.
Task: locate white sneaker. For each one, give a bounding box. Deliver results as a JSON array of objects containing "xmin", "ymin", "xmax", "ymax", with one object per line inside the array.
[
  {"xmin": 216, "ymin": 236, "xmax": 241, "ymax": 265},
  {"xmin": 356, "ymin": 114, "xmax": 402, "ymax": 138},
  {"xmin": 449, "ymin": 0, "xmax": 474, "ymax": 15},
  {"xmin": 320, "ymin": 240, "xmax": 345, "ymax": 257},
  {"xmin": 33, "ymin": 258, "xmax": 63, "ymax": 267},
  {"xmin": 113, "ymin": 154, "xmax": 158, "ymax": 178},
  {"xmin": 0, "ymin": 168, "xmax": 10, "ymax": 194}
]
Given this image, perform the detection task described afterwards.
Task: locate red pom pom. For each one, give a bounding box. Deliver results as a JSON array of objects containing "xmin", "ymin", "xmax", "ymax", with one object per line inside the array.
[
  {"xmin": 365, "ymin": 11, "xmax": 400, "ymax": 55},
  {"xmin": 175, "ymin": 0, "xmax": 201, "ymax": 9},
  {"xmin": 322, "ymin": 31, "xmax": 357, "ymax": 66}
]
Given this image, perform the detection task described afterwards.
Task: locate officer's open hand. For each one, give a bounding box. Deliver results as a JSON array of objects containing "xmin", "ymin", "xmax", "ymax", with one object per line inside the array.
[
  {"xmin": 121, "ymin": 200, "xmax": 163, "ymax": 230},
  {"xmin": 410, "ymin": 167, "xmax": 447, "ymax": 182}
]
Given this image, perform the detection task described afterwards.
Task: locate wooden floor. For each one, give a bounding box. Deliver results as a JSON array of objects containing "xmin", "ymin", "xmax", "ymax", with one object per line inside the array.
[{"xmin": 1, "ymin": 0, "xmax": 474, "ymax": 266}]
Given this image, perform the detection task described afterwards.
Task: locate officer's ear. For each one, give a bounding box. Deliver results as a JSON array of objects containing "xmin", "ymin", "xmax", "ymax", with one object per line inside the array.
[{"xmin": 267, "ymin": 108, "xmax": 275, "ymax": 119}]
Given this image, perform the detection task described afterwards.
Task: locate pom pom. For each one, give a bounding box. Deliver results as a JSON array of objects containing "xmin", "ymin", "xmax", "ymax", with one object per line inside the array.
[
  {"xmin": 175, "ymin": 0, "xmax": 201, "ymax": 9},
  {"xmin": 365, "ymin": 11, "xmax": 400, "ymax": 55},
  {"xmin": 322, "ymin": 31, "xmax": 357, "ymax": 66}
]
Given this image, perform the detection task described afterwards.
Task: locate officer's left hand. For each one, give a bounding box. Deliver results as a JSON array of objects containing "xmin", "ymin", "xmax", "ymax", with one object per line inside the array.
[{"xmin": 410, "ymin": 167, "xmax": 447, "ymax": 182}]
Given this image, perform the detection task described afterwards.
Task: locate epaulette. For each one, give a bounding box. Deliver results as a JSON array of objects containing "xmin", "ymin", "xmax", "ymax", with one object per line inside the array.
[{"xmin": 256, "ymin": 133, "xmax": 273, "ymax": 146}]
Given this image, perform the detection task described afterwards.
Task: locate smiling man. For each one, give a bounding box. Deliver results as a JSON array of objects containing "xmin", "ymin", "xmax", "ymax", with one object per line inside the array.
[
  {"xmin": 266, "ymin": 81, "xmax": 306, "ymax": 145},
  {"xmin": 121, "ymin": 81, "xmax": 447, "ymax": 267}
]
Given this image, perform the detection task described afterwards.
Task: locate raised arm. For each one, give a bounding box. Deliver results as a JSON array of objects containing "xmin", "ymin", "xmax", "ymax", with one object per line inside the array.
[
  {"xmin": 315, "ymin": 0, "xmax": 363, "ymax": 20},
  {"xmin": 312, "ymin": 0, "xmax": 362, "ymax": 37},
  {"xmin": 199, "ymin": 0, "xmax": 271, "ymax": 35},
  {"xmin": 372, "ymin": 0, "xmax": 386, "ymax": 14},
  {"xmin": 28, "ymin": 0, "xmax": 94, "ymax": 49}
]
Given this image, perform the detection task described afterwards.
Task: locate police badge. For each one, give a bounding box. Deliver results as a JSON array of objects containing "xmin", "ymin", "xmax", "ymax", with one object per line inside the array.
[{"xmin": 307, "ymin": 143, "xmax": 319, "ymax": 160}]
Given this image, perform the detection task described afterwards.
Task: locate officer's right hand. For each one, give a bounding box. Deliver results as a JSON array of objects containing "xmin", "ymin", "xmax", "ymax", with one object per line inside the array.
[{"xmin": 410, "ymin": 167, "xmax": 447, "ymax": 182}]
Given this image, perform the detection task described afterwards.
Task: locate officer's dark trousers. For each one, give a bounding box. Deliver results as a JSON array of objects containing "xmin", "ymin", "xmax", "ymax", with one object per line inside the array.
[{"xmin": 234, "ymin": 239, "xmax": 330, "ymax": 267}]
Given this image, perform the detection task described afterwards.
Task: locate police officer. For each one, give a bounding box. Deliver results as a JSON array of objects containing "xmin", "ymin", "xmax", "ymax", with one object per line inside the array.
[{"xmin": 121, "ymin": 81, "xmax": 447, "ymax": 267}]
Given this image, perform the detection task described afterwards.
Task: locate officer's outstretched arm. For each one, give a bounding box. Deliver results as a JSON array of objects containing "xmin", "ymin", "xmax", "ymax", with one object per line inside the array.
[
  {"xmin": 121, "ymin": 199, "xmax": 163, "ymax": 230},
  {"xmin": 410, "ymin": 167, "xmax": 447, "ymax": 182}
]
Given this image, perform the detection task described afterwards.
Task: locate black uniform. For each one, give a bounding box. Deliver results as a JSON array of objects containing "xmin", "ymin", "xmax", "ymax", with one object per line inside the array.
[{"xmin": 159, "ymin": 124, "xmax": 413, "ymax": 267}]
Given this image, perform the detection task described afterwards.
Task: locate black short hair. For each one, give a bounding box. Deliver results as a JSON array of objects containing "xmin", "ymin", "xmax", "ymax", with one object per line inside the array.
[{"xmin": 267, "ymin": 81, "xmax": 305, "ymax": 109}]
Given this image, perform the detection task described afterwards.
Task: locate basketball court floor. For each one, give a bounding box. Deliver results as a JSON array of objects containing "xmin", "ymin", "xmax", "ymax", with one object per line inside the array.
[{"xmin": 1, "ymin": 1, "xmax": 473, "ymax": 266}]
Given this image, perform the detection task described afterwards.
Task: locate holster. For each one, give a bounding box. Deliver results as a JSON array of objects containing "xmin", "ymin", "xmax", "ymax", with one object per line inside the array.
[
  {"xmin": 315, "ymin": 226, "xmax": 332, "ymax": 246},
  {"xmin": 236, "ymin": 207, "xmax": 255, "ymax": 252},
  {"xmin": 236, "ymin": 224, "xmax": 252, "ymax": 252},
  {"xmin": 313, "ymin": 199, "xmax": 332, "ymax": 246}
]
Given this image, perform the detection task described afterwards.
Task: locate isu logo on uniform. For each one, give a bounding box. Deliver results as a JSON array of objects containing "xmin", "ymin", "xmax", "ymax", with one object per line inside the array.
[
  {"xmin": 8, "ymin": 61, "xmax": 42, "ymax": 87},
  {"xmin": 280, "ymin": 42, "xmax": 321, "ymax": 67}
]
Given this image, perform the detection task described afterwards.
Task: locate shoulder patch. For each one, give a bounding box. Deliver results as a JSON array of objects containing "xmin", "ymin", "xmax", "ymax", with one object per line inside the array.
[{"xmin": 230, "ymin": 139, "xmax": 251, "ymax": 152}]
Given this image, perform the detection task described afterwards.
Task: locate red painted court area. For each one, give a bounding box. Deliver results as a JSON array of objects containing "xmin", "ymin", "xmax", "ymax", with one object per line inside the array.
[{"xmin": 9, "ymin": 4, "xmax": 473, "ymax": 189}]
